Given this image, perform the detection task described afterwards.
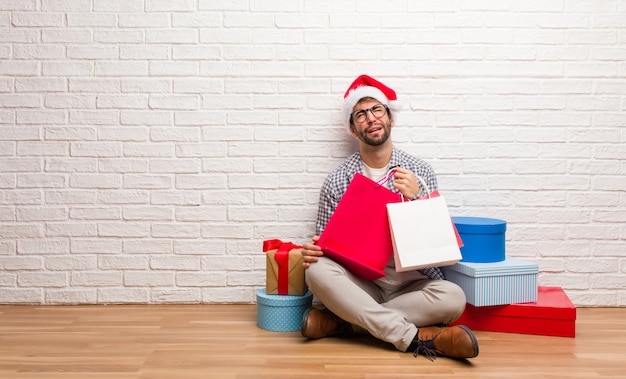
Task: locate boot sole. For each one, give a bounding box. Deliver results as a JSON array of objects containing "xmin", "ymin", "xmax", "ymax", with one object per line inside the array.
[
  {"xmin": 456, "ymin": 325, "xmax": 479, "ymax": 358},
  {"xmin": 300, "ymin": 307, "xmax": 314, "ymax": 338}
]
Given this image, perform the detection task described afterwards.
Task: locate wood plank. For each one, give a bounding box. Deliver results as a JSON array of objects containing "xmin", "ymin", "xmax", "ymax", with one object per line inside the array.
[{"xmin": 0, "ymin": 305, "xmax": 624, "ymax": 378}]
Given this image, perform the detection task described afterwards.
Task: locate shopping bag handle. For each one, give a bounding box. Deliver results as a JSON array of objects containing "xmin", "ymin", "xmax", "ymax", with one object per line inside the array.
[
  {"xmin": 400, "ymin": 175, "xmax": 431, "ymax": 202},
  {"xmin": 377, "ymin": 168, "xmax": 432, "ymax": 202},
  {"xmin": 376, "ymin": 168, "xmax": 397, "ymax": 186}
]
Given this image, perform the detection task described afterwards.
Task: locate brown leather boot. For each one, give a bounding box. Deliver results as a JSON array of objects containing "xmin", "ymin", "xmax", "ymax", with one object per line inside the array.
[
  {"xmin": 301, "ymin": 308, "xmax": 350, "ymax": 339},
  {"xmin": 408, "ymin": 325, "xmax": 479, "ymax": 360}
]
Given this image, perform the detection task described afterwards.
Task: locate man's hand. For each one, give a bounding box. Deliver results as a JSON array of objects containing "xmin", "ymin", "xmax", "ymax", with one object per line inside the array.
[
  {"xmin": 302, "ymin": 236, "xmax": 324, "ymax": 268},
  {"xmin": 393, "ymin": 167, "xmax": 421, "ymax": 200}
]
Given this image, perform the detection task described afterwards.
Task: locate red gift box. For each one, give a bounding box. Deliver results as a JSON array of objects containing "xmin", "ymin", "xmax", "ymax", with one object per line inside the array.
[{"xmin": 452, "ymin": 286, "xmax": 576, "ymax": 338}]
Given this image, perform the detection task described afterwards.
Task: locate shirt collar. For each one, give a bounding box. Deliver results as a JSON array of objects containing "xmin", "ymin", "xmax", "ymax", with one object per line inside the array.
[{"xmin": 346, "ymin": 147, "xmax": 400, "ymax": 177}]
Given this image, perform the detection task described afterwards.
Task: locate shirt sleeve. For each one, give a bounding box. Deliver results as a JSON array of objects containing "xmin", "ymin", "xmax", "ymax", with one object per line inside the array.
[{"xmin": 315, "ymin": 174, "xmax": 341, "ymax": 236}]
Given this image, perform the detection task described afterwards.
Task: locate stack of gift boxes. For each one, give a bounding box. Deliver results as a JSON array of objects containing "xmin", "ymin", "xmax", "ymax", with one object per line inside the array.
[
  {"xmin": 256, "ymin": 239, "xmax": 312, "ymax": 332},
  {"xmin": 442, "ymin": 217, "xmax": 576, "ymax": 338},
  {"xmin": 256, "ymin": 218, "xmax": 578, "ymax": 337}
]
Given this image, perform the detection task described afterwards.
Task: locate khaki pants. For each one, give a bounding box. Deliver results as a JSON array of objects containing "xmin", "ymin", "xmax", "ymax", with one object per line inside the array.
[{"xmin": 305, "ymin": 256, "xmax": 467, "ymax": 352}]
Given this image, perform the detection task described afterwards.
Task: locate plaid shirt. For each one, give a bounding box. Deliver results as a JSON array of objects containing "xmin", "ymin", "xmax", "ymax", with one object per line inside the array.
[{"xmin": 315, "ymin": 147, "xmax": 445, "ymax": 280}]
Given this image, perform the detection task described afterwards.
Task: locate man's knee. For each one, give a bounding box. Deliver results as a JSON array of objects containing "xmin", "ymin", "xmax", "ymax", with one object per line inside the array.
[
  {"xmin": 304, "ymin": 256, "xmax": 343, "ymax": 287},
  {"xmin": 440, "ymin": 281, "xmax": 466, "ymax": 321}
]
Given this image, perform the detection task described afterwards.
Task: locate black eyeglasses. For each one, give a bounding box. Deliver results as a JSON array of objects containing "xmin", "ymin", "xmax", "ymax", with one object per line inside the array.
[{"xmin": 351, "ymin": 104, "xmax": 388, "ymax": 124}]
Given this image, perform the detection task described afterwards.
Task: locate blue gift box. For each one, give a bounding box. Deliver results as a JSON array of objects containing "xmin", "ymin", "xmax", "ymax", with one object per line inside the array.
[
  {"xmin": 442, "ymin": 257, "xmax": 538, "ymax": 307},
  {"xmin": 453, "ymin": 216, "xmax": 506, "ymax": 263},
  {"xmin": 256, "ymin": 289, "xmax": 313, "ymax": 332}
]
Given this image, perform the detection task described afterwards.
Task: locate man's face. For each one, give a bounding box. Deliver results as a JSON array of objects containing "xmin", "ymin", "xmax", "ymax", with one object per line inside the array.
[{"xmin": 350, "ymin": 98, "xmax": 393, "ymax": 147}]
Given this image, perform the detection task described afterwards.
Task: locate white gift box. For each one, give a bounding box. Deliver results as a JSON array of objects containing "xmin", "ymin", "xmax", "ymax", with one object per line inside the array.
[{"xmin": 442, "ymin": 257, "xmax": 538, "ymax": 307}]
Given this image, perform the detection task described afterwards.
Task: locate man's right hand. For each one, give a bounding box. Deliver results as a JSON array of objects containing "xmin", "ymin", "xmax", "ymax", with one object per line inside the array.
[{"xmin": 302, "ymin": 235, "xmax": 324, "ymax": 268}]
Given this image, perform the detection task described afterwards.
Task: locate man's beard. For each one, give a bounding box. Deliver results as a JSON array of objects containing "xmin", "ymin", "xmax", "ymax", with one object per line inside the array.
[{"xmin": 355, "ymin": 121, "xmax": 391, "ymax": 146}]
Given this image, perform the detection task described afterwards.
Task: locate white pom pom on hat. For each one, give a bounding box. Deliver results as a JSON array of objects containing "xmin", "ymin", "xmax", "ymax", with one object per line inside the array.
[{"xmin": 342, "ymin": 75, "xmax": 400, "ymax": 134}]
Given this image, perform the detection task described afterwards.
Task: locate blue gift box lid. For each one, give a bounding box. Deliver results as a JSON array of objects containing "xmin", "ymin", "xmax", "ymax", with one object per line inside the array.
[
  {"xmin": 452, "ymin": 216, "xmax": 506, "ymax": 234},
  {"xmin": 445, "ymin": 257, "xmax": 538, "ymax": 278},
  {"xmin": 256, "ymin": 289, "xmax": 312, "ymax": 306}
]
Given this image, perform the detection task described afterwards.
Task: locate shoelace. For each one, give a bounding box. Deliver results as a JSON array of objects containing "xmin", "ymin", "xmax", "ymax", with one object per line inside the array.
[{"xmin": 413, "ymin": 339, "xmax": 437, "ymax": 361}]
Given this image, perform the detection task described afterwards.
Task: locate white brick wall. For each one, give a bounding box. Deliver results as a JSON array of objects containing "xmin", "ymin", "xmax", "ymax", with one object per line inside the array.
[{"xmin": 0, "ymin": 1, "xmax": 624, "ymax": 306}]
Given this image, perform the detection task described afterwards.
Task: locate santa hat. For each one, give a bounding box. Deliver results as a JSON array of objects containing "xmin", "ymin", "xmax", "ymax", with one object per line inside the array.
[{"xmin": 342, "ymin": 75, "xmax": 400, "ymax": 133}]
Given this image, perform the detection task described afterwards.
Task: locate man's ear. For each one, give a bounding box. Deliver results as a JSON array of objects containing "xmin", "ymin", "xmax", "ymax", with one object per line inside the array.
[{"xmin": 349, "ymin": 124, "xmax": 357, "ymax": 137}]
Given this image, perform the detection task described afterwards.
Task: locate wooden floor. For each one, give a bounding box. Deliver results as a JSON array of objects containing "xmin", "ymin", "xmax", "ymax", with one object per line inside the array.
[{"xmin": 0, "ymin": 305, "xmax": 624, "ymax": 379}]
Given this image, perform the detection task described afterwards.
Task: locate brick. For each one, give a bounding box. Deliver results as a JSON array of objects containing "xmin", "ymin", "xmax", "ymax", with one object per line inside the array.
[
  {"xmin": 144, "ymin": 59, "xmax": 197, "ymax": 79},
  {"xmin": 67, "ymin": 13, "xmax": 117, "ymax": 27},
  {"xmin": 45, "ymin": 222, "xmax": 97, "ymax": 237},
  {"xmin": 44, "ymin": 157, "xmax": 97, "ymax": 172},
  {"xmin": 93, "ymin": 30, "xmax": 144, "ymax": 44},
  {"xmin": 69, "ymin": 172, "xmax": 123, "ymax": 188},
  {"xmin": 124, "ymin": 240, "xmax": 173, "ymax": 255},
  {"xmin": 97, "ymin": 95, "xmax": 149, "ymax": 109},
  {"xmin": 13, "ymin": 44, "xmax": 65, "ymax": 60},
  {"xmin": 119, "ymin": 14, "xmax": 170, "ymax": 28},
  {"xmin": 96, "ymin": 62, "xmax": 148, "ymax": 77},
  {"xmin": 42, "ymin": 29, "xmax": 92, "ymax": 43},
  {"xmin": 69, "ymin": 78, "xmax": 120, "ymax": 93},
  {"xmin": 0, "ymin": 206, "xmax": 15, "ymax": 221},
  {"xmin": 123, "ymin": 271, "xmax": 174, "ymax": 287},
  {"xmin": 201, "ymin": 287, "xmax": 255, "ymax": 303},
  {"xmin": 0, "ymin": 288, "xmax": 42, "ymax": 304},
  {"xmin": 17, "ymin": 141, "xmax": 67, "ymax": 156},
  {"xmin": 99, "ymin": 256, "xmax": 149, "ymax": 270},
  {"xmin": 97, "ymin": 190, "xmax": 150, "ymax": 205},
  {"xmin": 145, "ymin": 29, "xmax": 198, "ymax": 44},
  {"xmin": 151, "ymin": 191, "xmax": 200, "ymax": 206},
  {"xmin": 18, "ymin": 272, "xmax": 67, "ymax": 287},
  {"xmin": 176, "ymin": 271, "xmax": 226, "ymax": 287},
  {"xmin": 44, "ymin": 258, "xmax": 89, "ymax": 280},
  {"xmin": 121, "ymin": 111, "xmax": 172, "ymax": 126},
  {"xmin": 176, "ymin": 206, "xmax": 225, "ymax": 222},
  {"xmin": 92, "ymin": 158, "xmax": 145, "ymax": 180},
  {"xmin": 151, "ymin": 127, "xmax": 202, "ymax": 142},
  {"xmin": 151, "ymin": 288, "xmax": 201, "ymax": 303},
  {"xmin": 17, "ymin": 238, "xmax": 69, "ymax": 255},
  {"xmin": 0, "ymin": 190, "xmax": 43, "ymax": 206},
  {"xmin": 98, "ymin": 223, "xmax": 151, "ymax": 238},
  {"xmin": 150, "ymin": 256, "xmax": 200, "ymax": 270},
  {"xmin": 71, "ymin": 239, "xmax": 122, "ymax": 254},
  {"xmin": 172, "ymin": 12, "xmax": 221, "ymax": 27},
  {"xmin": 151, "ymin": 223, "xmax": 201, "ymax": 238},
  {"xmin": 46, "ymin": 289, "xmax": 97, "ymax": 304},
  {"xmin": 12, "ymin": 12, "xmax": 64, "ymax": 27},
  {"xmin": 69, "ymin": 110, "xmax": 119, "ymax": 125},
  {"xmin": 0, "ymin": 256, "xmax": 43, "ymax": 270},
  {"xmin": 123, "ymin": 175, "xmax": 173, "ymax": 189},
  {"xmin": 17, "ymin": 110, "xmax": 66, "ymax": 125},
  {"xmin": 93, "ymin": 0, "xmax": 144, "ymax": 12},
  {"xmin": 97, "ymin": 288, "xmax": 149, "ymax": 304},
  {"xmin": 45, "ymin": 94, "xmax": 95, "ymax": 108},
  {"xmin": 123, "ymin": 206, "xmax": 172, "ymax": 221},
  {"xmin": 17, "ymin": 206, "xmax": 67, "ymax": 221}
]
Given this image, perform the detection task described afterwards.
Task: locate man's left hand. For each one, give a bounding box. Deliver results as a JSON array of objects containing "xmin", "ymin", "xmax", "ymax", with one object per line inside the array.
[{"xmin": 392, "ymin": 167, "xmax": 421, "ymax": 200}]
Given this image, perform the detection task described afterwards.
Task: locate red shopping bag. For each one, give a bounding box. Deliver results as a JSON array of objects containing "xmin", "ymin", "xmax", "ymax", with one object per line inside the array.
[{"xmin": 317, "ymin": 172, "xmax": 401, "ymax": 281}]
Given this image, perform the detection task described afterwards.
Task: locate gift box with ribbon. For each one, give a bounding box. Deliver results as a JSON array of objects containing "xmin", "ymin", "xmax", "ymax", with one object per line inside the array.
[{"xmin": 263, "ymin": 239, "xmax": 307, "ymax": 296}]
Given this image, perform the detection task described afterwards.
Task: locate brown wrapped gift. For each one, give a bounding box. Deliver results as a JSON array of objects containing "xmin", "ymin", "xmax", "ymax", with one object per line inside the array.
[{"xmin": 263, "ymin": 239, "xmax": 307, "ymax": 296}]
